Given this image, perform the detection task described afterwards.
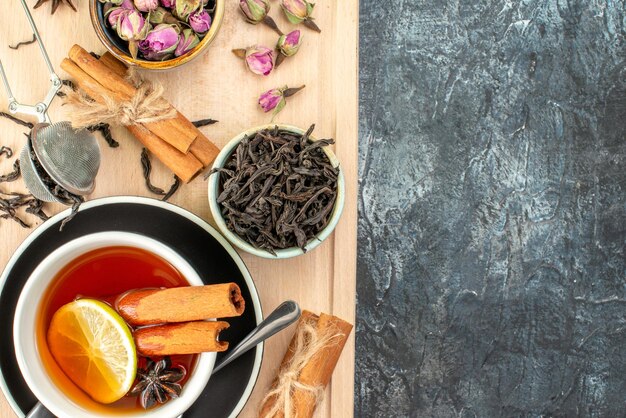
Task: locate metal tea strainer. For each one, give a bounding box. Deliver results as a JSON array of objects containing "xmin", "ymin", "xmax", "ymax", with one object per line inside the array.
[{"xmin": 0, "ymin": 0, "xmax": 100, "ymax": 203}]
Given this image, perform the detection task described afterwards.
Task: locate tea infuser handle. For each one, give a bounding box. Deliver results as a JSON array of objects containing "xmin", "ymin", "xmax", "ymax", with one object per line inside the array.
[
  {"xmin": 0, "ymin": 67, "xmax": 51, "ymax": 123},
  {"xmin": 18, "ymin": 0, "xmax": 60, "ymax": 121},
  {"xmin": 25, "ymin": 402, "xmax": 55, "ymax": 418},
  {"xmin": 0, "ymin": 60, "xmax": 50, "ymax": 123},
  {"xmin": 0, "ymin": 60, "xmax": 16, "ymax": 103},
  {"xmin": 18, "ymin": 0, "xmax": 56, "ymax": 78},
  {"xmin": 212, "ymin": 301, "xmax": 301, "ymax": 375},
  {"xmin": 0, "ymin": 0, "xmax": 60, "ymax": 124}
]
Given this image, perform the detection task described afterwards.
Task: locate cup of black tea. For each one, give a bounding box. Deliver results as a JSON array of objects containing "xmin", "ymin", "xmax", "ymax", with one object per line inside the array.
[
  {"xmin": 208, "ymin": 124, "xmax": 345, "ymax": 259},
  {"xmin": 13, "ymin": 232, "xmax": 216, "ymax": 418}
]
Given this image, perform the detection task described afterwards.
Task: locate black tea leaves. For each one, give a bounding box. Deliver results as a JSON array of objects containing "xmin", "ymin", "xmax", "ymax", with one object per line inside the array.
[{"xmin": 211, "ymin": 125, "xmax": 339, "ymax": 254}]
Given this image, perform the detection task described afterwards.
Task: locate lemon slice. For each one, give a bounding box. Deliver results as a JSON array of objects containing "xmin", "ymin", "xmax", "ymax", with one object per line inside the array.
[{"xmin": 47, "ymin": 299, "xmax": 137, "ymax": 404}]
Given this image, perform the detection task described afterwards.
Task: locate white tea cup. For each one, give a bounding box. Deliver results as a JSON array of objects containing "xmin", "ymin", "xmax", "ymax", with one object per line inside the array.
[{"xmin": 14, "ymin": 231, "xmax": 215, "ymax": 418}]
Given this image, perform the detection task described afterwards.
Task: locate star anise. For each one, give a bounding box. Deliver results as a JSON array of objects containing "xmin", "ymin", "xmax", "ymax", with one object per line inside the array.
[
  {"xmin": 129, "ymin": 357, "xmax": 186, "ymax": 409},
  {"xmin": 33, "ymin": 0, "xmax": 77, "ymax": 15}
]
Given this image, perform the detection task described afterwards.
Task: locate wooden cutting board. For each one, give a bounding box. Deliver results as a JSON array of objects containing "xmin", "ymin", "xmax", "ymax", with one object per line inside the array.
[{"xmin": 0, "ymin": 1, "xmax": 358, "ymax": 417}]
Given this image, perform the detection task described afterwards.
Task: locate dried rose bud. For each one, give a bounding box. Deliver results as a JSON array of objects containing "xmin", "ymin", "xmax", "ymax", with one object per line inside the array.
[
  {"xmin": 277, "ymin": 30, "xmax": 301, "ymax": 57},
  {"xmin": 174, "ymin": 28, "xmax": 200, "ymax": 57},
  {"xmin": 134, "ymin": 0, "xmax": 158, "ymax": 11},
  {"xmin": 160, "ymin": 0, "xmax": 175, "ymax": 7},
  {"xmin": 258, "ymin": 88, "xmax": 284, "ymax": 113},
  {"xmin": 239, "ymin": 0, "xmax": 282, "ymax": 35},
  {"xmin": 258, "ymin": 85, "xmax": 305, "ymax": 119},
  {"xmin": 246, "ymin": 46, "xmax": 274, "ymax": 76},
  {"xmin": 281, "ymin": 0, "xmax": 308, "ymax": 22},
  {"xmin": 138, "ymin": 23, "xmax": 180, "ymax": 60},
  {"xmin": 149, "ymin": 6, "xmax": 178, "ymax": 24},
  {"xmin": 281, "ymin": 0, "xmax": 320, "ymax": 32},
  {"xmin": 189, "ymin": 9, "xmax": 211, "ymax": 34},
  {"xmin": 117, "ymin": 9, "xmax": 150, "ymax": 40},
  {"xmin": 105, "ymin": 0, "xmax": 136, "ymax": 27},
  {"xmin": 99, "ymin": 0, "xmax": 125, "ymax": 5},
  {"xmin": 239, "ymin": 0, "xmax": 268, "ymax": 23},
  {"xmin": 232, "ymin": 45, "xmax": 274, "ymax": 76},
  {"xmin": 117, "ymin": 9, "xmax": 151, "ymax": 58},
  {"xmin": 174, "ymin": 0, "xmax": 201, "ymax": 20},
  {"xmin": 275, "ymin": 30, "xmax": 302, "ymax": 67},
  {"xmin": 106, "ymin": 6, "xmax": 128, "ymax": 28}
]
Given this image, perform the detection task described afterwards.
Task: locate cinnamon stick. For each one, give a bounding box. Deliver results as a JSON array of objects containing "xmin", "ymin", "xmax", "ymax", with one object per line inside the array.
[
  {"xmin": 68, "ymin": 45, "xmax": 196, "ymax": 154},
  {"xmin": 189, "ymin": 129, "xmax": 220, "ymax": 167},
  {"xmin": 258, "ymin": 310, "xmax": 353, "ymax": 418},
  {"xmin": 60, "ymin": 59, "xmax": 203, "ymax": 182},
  {"xmin": 98, "ymin": 52, "xmax": 220, "ymax": 168},
  {"xmin": 117, "ymin": 283, "xmax": 245, "ymax": 326},
  {"xmin": 98, "ymin": 52, "xmax": 194, "ymax": 145},
  {"xmin": 134, "ymin": 321, "xmax": 229, "ymax": 356},
  {"xmin": 99, "ymin": 52, "xmax": 128, "ymax": 78},
  {"xmin": 128, "ymin": 124, "xmax": 203, "ymax": 183},
  {"xmin": 60, "ymin": 58, "xmax": 113, "ymax": 103}
]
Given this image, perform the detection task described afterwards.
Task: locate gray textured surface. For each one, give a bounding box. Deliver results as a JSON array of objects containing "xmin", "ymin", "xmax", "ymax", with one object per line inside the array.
[{"xmin": 355, "ymin": 1, "xmax": 626, "ymax": 417}]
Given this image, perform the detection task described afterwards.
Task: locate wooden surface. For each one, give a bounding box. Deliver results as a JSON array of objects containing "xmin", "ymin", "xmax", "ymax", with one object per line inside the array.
[{"xmin": 0, "ymin": 1, "xmax": 358, "ymax": 417}]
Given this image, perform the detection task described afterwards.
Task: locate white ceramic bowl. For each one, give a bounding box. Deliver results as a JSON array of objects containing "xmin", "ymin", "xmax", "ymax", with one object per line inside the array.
[
  {"xmin": 13, "ymin": 231, "xmax": 216, "ymax": 418},
  {"xmin": 208, "ymin": 125, "xmax": 345, "ymax": 259}
]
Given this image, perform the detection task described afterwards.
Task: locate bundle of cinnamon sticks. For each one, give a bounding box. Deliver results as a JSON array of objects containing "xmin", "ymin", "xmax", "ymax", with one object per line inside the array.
[
  {"xmin": 60, "ymin": 45, "xmax": 220, "ymax": 182},
  {"xmin": 116, "ymin": 283, "xmax": 245, "ymax": 355},
  {"xmin": 259, "ymin": 310, "xmax": 353, "ymax": 418}
]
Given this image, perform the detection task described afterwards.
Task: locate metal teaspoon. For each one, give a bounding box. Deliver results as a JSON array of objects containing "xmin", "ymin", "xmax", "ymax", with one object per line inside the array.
[
  {"xmin": 212, "ymin": 300, "xmax": 301, "ymax": 374},
  {"xmin": 27, "ymin": 301, "xmax": 301, "ymax": 418}
]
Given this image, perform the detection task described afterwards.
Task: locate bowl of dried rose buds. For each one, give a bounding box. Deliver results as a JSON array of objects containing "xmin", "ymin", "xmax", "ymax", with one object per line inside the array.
[
  {"xmin": 90, "ymin": 0, "xmax": 224, "ymax": 70},
  {"xmin": 208, "ymin": 124, "xmax": 345, "ymax": 259}
]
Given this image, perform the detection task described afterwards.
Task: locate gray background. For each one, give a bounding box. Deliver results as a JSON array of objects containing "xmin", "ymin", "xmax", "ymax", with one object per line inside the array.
[{"xmin": 356, "ymin": 1, "xmax": 625, "ymax": 417}]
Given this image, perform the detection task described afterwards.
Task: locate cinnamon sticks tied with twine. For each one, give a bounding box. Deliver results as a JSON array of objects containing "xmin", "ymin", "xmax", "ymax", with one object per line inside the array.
[
  {"xmin": 60, "ymin": 45, "xmax": 219, "ymax": 182},
  {"xmin": 259, "ymin": 311, "xmax": 352, "ymax": 418}
]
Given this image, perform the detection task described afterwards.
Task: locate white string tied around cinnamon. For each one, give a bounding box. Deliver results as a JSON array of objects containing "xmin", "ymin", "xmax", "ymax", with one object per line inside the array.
[
  {"xmin": 259, "ymin": 320, "xmax": 343, "ymax": 418},
  {"xmin": 61, "ymin": 67, "xmax": 176, "ymax": 129}
]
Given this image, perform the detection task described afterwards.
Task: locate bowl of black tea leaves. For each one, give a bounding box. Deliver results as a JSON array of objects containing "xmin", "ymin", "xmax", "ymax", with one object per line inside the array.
[{"xmin": 208, "ymin": 124, "xmax": 345, "ymax": 258}]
